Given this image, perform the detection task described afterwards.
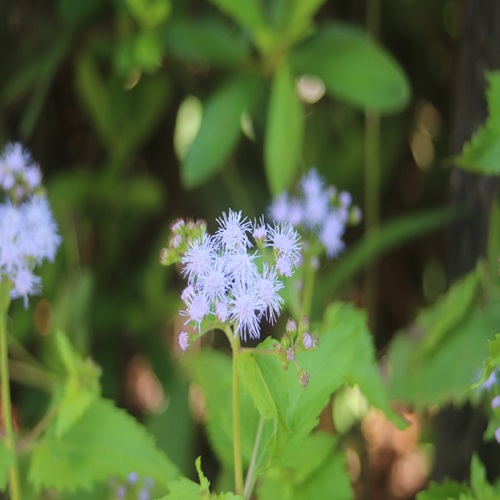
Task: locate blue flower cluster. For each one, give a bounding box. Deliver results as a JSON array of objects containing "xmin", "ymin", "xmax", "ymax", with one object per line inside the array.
[
  {"xmin": 176, "ymin": 209, "xmax": 302, "ymax": 347},
  {"xmin": 0, "ymin": 143, "xmax": 61, "ymax": 307},
  {"xmin": 268, "ymin": 168, "xmax": 361, "ymax": 258}
]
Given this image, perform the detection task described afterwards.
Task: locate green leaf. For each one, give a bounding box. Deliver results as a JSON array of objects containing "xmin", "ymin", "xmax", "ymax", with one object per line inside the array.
[
  {"xmin": 207, "ymin": 0, "xmax": 273, "ymax": 52},
  {"xmin": 0, "ymin": 440, "xmax": 14, "ymax": 490},
  {"xmin": 53, "ymin": 330, "xmax": 101, "ymax": 437},
  {"xmin": 470, "ymin": 454, "xmax": 496, "ymax": 499},
  {"xmin": 290, "ymin": 23, "xmax": 410, "ymax": 113},
  {"xmin": 76, "ymin": 54, "xmax": 171, "ymax": 162},
  {"xmin": 416, "ymin": 479, "xmax": 471, "ymax": 500},
  {"xmin": 319, "ymin": 207, "xmax": 460, "ymax": 295},
  {"xmin": 456, "ymin": 71, "xmax": 500, "ymax": 175},
  {"xmin": 75, "ymin": 54, "xmax": 115, "ymax": 147},
  {"xmin": 181, "ymin": 350, "xmax": 266, "ymax": 467},
  {"xmin": 19, "ymin": 31, "xmax": 73, "ymax": 137},
  {"xmin": 29, "ymin": 398, "xmax": 179, "ymax": 492},
  {"xmin": 236, "ymin": 352, "xmax": 277, "ymax": 420},
  {"xmin": 387, "ymin": 268, "xmax": 500, "ymax": 407},
  {"xmin": 264, "ymin": 64, "xmax": 304, "ymax": 195},
  {"xmin": 488, "ymin": 333, "xmax": 500, "ymax": 367},
  {"xmin": 285, "ymin": 0, "xmax": 327, "ymax": 43},
  {"xmin": 124, "ymin": 0, "xmax": 171, "ymax": 28},
  {"xmin": 182, "ymin": 75, "xmax": 262, "ymax": 188},
  {"xmin": 253, "ymin": 302, "xmax": 401, "ymax": 467},
  {"xmin": 163, "ymin": 19, "xmax": 250, "ymax": 67},
  {"xmin": 258, "ymin": 434, "xmax": 352, "ymax": 500}
]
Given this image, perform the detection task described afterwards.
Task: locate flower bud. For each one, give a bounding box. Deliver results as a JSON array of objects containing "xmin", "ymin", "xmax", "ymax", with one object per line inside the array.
[
  {"xmin": 286, "ymin": 318, "xmax": 297, "ymax": 335},
  {"xmin": 298, "ymin": 369, "xmax": 310, "ymax": 388},
  {"xmin": 178, "ymin": 331, "xmax": 190, "ymax": 352}
]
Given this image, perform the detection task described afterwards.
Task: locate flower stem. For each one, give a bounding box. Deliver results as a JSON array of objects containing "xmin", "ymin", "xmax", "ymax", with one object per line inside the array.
[
  {"xmin": 0, "ymin": 283, "xmax": 21, "ymax": 500},
  {"xmin": 301, "ymin": 257, "xmax": 316, "ymax": 320},
  {"xmin": 243, "ymin": 416, "xmax": 265, "ymax": 500},
  {"xmin": 225, "ymin": 325, "xmax": 244, "ymax": 495}
]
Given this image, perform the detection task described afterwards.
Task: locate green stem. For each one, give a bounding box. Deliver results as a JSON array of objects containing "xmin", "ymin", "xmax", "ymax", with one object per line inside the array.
[
  {"xmin": 300, "ymin": 256, "xmax": 316, "ymax": 320},
  {"xmin": 224, "ymin": 325, "xmax": 244, "ymax": 495},
  {"xmin": 364, "ymin": 0, "xmax": 381, "ymax": 332},
  {"xmin": 243, "ymin": 416, "xmax": 265, "ymax": 500},
  {"xmin": 0, "ymin": 283, "xmax": 21, "ymax": 500}
]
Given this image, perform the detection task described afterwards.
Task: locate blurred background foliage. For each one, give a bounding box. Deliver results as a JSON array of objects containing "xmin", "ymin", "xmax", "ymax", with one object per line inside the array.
[{"xmin": 0, "ymin": 0, "xmax": 467, "ymax": 496}]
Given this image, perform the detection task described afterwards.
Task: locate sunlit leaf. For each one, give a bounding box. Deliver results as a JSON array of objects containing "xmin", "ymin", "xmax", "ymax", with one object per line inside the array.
[
  {"xmin": 387, "ymin": 268, "xmax": 500, "ymax": 407},
  {"xmin": 290, "ymin": 23, "xmax": 410, "ymax": 113},
  {"xmin": 182, "ymin": 75, "xmax": 262, "ymax": 188},
  {"xmin": 29, "ymin": 398, "xmax": 179, "ymax": 492},
  {"xmin": 264, "ymin": 64, "xmax": 304, "ymax": 195}
]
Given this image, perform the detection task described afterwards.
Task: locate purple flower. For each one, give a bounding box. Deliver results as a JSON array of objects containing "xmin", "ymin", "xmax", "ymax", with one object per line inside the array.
[
  {"xmin": 492, "ymin": 395, "xmax": 500, "ymax": 410},
  {"xmin": 215, "ymin": 210, "xmax": 252, "ymax": 251},
  {"xmin": 182, "ymin": 235, "xmax": 215, "ymax": 283},
  {"xmin": 229, "ymin": 282, "xmax": 265, "ymax": 340},
  {"xmin": 268, "ymin": 193, "xmax": 290, "ymax": 223},
  {"xmin": 495, "ymin": 426, "xmax": 500, "ymax": 444},
  {"xmin": 318, "ymin": 211, "xmax": 345, "ymax": 258}
]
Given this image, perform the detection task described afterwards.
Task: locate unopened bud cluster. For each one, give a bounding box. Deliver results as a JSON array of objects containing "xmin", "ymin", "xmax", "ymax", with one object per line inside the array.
[
  {"xmin": 268, "ymin": 168, "xmax": 361, "ymax": 259},
  {"xmin": 160, "ymin": 218, "xmax": 207, "ymax": 266},
  {"xmin": 274, "ymin": 316, "xmax": 319, "ymax": 387}
]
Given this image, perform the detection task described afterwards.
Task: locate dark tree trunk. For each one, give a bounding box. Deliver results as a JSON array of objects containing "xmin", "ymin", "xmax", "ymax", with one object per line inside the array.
[{"xmin": 432, "ymin": 0, "xmax": 500, "ymax": 482}]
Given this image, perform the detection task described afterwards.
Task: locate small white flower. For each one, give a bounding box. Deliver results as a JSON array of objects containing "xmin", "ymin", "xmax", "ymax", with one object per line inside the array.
[
  {"xmin": 215, "ymin": 209, "xmax": 252, "ymax": 251},
  {"xmin": 301, "ymin": 168, "xmax": 324, "ymax": 198},
  {"xmin": 229, "ymin": 283, "xmax": 265, "ymax": 340},
  {"xmin": 253, "ymin": 264, "xmax": 284, "ymax": 324},
  {"xmin": 215, "ymin": 299, "xmax": 229, "ymax": 322},
  {"xmin": 303, "ymin": 191, "xmax": 330, "ymax": 228},
  {"xmin": 10, "ymin": 267, "xmax": 42, "ymax": 309},
  {"xmin": 197, "ymin": 255, "xmax": 230, "ymax": 302},
  {"xmin": 252, "ymin": 216, "xmax": 267, "ymax": 241},
  {"xmin": 181, "ymin": 292, "xmax": 209, "ymax": 330},
  {"xmin": 268, "ymin": 193, "xmax": 290, "ymax": 223},
  {"xmin": 319, "ymin": 211, "xmax": 345, "ymax": 258},
  {"xmin": 182, "ymin": 234, "xmax": 215, "ymax": 283},
  {"xmin": 339, "ymin": 191, "xmax": 352, "ymax": 207}
]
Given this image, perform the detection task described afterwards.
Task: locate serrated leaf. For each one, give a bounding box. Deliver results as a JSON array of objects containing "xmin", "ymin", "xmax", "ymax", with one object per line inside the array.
[
  {"xmin": 253, "ymin": 303, "xmax": 401, "ymax": 467},
  {"xmin": 290, "ymin": 22, "xmax": 410, "ymax": 113},
  {"xmin": 53, "ymin": 330, "xmax": 101, "ymax": 437},
  {"xmin": 0, "ymin": 440, "xmax": 14, "ymax": 490},
  {"xmin": 55, "ymin": 376, "xmax": 98, "ymax": 437},
  {"xmin": 29, "ymin": 398, "xmax": 178, "ymax": 492},
  {"xmin": 456, "ymin": 71, "xmax": 500, "ymax": 175},
  {"xmin": 182, "ymin": 75, "xmax": 262, "ymax": 188},
  {"xmin": 264, "ymin": 64, "xmax": 304, "ymax": 195},
  {"xmin": 387, "ymin": 269, "xmax": 500, "ymax": 408}
]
